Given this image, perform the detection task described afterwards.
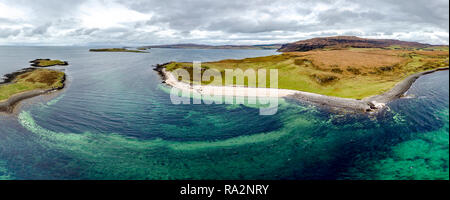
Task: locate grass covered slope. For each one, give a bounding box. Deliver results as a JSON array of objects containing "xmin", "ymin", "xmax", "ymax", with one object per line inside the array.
[
  {"xmin": 164, "ymin": 48, "xmax": 449, "ymax": 99},
  {"xmin": 0, "ymin": 69, "xmax": 65, "ymax": 101},
  {"xmin": 89, "ymin": 48, "xmax": 148, "ymax": 53}
]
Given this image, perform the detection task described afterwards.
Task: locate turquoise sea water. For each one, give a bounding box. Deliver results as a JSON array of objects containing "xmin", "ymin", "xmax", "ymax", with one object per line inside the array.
[{"xmin": 0, "ymin": 47, "xmax": 448, "ymax": 180}]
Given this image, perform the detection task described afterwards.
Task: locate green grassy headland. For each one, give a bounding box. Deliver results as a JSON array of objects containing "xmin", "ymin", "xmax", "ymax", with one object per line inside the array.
[
  {"xmin": 164, "ymin": 47, "xmax": 449, "ymax": 99},
  {"xmin": 0, "ymin": 69, "xmax": 65, "ymax": 101}
]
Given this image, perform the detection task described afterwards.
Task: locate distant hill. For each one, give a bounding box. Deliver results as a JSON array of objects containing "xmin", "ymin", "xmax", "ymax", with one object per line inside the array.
[
  {"xmin": 277, "ymin": 36, "xmax": 435, "ymax": 52},
  {"xmin": 141, "ymin": 43, "xmax": 282, "ymax": 50}
]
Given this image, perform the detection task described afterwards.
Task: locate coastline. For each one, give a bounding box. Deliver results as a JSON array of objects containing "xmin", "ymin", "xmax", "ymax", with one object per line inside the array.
[
  {"xmin": 0, "ymin": 69, "xmax": 66, "ymax": 113},
  {"xmin": 364, "ymin": 67, "xmax": 450, "ymax": 103},
  {"xmin": 155, "ymin": 63, "xmax": 449, "ymax": 113}
]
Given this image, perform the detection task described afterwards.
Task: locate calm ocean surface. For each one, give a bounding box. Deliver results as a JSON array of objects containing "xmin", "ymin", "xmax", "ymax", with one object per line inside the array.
[{"xmin": 0, "ymin": 46, "xmax": 448, "ymax": 180}]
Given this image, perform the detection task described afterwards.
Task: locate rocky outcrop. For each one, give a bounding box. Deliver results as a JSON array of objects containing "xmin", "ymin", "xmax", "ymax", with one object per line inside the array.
[
  {"xmin": 153, "ymin": 62, "xmax": 173, "ymax": 83},
  {"xmin": 29, "ymin": 59, "xmax": 69, "ymax": 67}
]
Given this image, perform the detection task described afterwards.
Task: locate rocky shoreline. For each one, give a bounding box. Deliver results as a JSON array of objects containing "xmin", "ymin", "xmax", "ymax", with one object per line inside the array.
[
  {"xmin": 0, "ymin": 68, "xmax": 36, "ymax": 85},
  {"xmin": 364, "ymin": 67, "xmax": 449, "ymax": 104},
  {"xmin": 153, "ymin": 62, "xmax": 172, "ymax": 83},
  {"xmin": 288, "ymin": 67, "xmax": 449, "ymax": 112},
  {"xmin": 154, "ymin": 62, "xmax": 448, "ymax": 113}
]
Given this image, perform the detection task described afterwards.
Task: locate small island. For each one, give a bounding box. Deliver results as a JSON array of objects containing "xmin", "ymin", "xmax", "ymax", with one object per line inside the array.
[
  {"xmin": 1, "ymin": 61, "xmax": 68, "ymax": 113},
  {"xmin": 89, "ymin": 48, "xmax": 148, "ymax": 53},
  {"xmin": 30, "ymin": 59, "xmax": 68, "ymax": 67},
  {"xmin": 157, "ymin": 36, "xmax": 449, "ymax": 113}
]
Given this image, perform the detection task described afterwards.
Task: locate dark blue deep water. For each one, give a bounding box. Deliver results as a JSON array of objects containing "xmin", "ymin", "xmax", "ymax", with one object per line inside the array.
[{"xmin": 0, "ymin": 46, "xmax": 448, "ymax": 180}]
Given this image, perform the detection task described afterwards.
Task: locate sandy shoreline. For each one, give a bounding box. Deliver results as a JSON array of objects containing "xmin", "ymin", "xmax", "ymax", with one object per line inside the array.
[{"xmin": 156, "ymin": 64, "xmax": 448, "ymax": 113}]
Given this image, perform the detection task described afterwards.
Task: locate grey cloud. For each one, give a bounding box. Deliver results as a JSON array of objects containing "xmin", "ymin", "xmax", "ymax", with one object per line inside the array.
[
  {"xmin": 0, "ymin": 0, "xmax": 448, "ymax": 45},
  {"xmin": 0, "ymin": 17, "xmax": 16, "ymax": 25},
  {"xmin": 3, "ymin": 0, "xmax": 87, "ymax": 20},
  {"xmin": 121, "ymin": 0, "xmax": 449, "ymax": 44},
  {"xmin": 206, "ymin": 18, "xmax": 301, "ymax": 33},
  {"xmin": 347, "ymin": 0, "xmax": 449, "ymax": 30},
  {"xmin": 67, "ymin": 28, "xmax": 100, "ymax": 36},
  {"xmin": 317, "ymin": 10, "xmax": 386, "ymax": 26},
  {"xmin": 122, "ymin": 0, "xmax": 313, "ymax": 32},
  {"xmin": 99, "ymin": 27, "xmax": 130, "ymax": 34},
  {"xmin": 0, "ymin": 28, "xmax": 21, "ymax": 38},
  {"xmin": 30, "ymin": 22, "xmax": 52, "ymax": 35}
]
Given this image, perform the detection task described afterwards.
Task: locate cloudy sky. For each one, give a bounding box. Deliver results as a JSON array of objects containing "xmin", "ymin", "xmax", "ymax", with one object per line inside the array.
[{"xmin": 0, "ymin": 0, "xmax": 448, "ymax": 46}]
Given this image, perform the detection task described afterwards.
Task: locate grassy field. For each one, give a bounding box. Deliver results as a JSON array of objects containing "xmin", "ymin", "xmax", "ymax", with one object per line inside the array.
[
  {"xmin": 165, "ymin": 48, "xmax": 449, "ymax": 99},
  {"xmin": 0, "ymin": 69, "xmax": 65, "ymax": 101},
  {"xmin": 89, "ymin": 48, "xmax": 148, "ymax": 53}
]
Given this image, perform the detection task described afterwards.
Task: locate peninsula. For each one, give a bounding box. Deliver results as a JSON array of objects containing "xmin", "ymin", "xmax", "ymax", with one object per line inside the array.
[
  {"xmin": 156, "ymin": 36, "xmax": 449, "ymax": 112},
  {"xmin": 0, "ymin": 63, "xmax": 67, "ymax": 113}
]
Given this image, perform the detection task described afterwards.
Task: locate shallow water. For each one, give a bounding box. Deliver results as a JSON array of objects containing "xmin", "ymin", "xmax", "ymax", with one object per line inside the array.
[{"xmin": 0, "ymin": 47, "xmax": 448, "ymax": 180}]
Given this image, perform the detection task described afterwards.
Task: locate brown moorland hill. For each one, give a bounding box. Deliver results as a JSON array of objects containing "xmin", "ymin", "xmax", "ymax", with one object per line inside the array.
[{"xmin": 278, "ymin": 36, "xmax": 433, "ymax": 52}]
